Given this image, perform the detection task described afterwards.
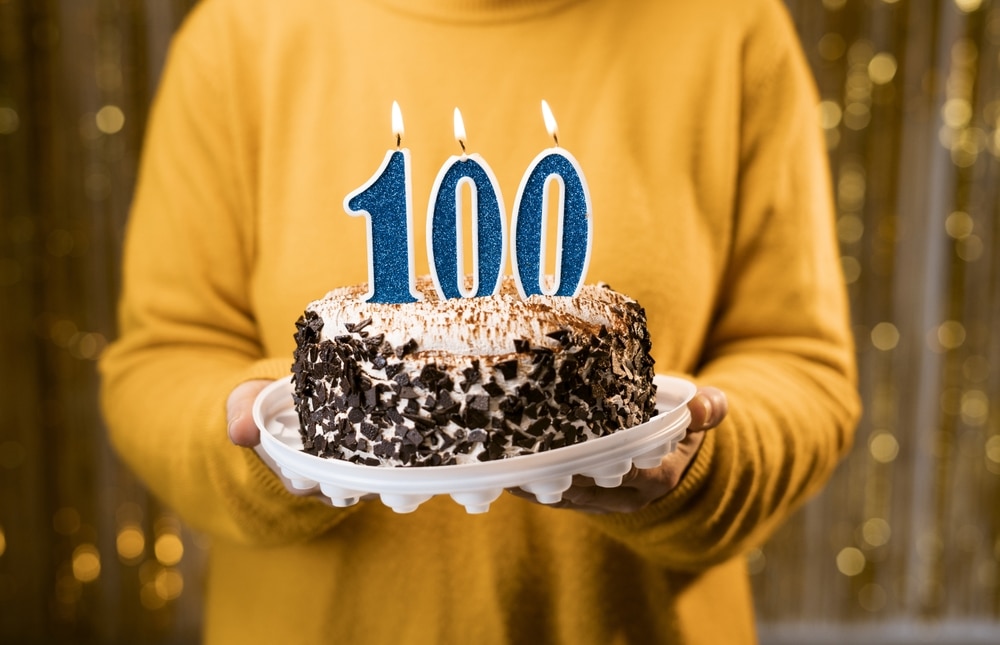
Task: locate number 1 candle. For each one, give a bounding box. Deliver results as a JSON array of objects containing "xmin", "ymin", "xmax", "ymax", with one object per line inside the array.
[
  {"xmin": 511, "ymin": 100, "xmax": 593, "ymax": 299},
  {"xmin": 426, "ymin": 108, "xmax": 507, "ymax": 300},
  {"xmin": 343, "ymin": 101, "xmax": 421, "ymax": 304}
]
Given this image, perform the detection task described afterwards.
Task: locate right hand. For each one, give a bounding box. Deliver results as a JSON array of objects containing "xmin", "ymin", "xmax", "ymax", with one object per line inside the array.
[
  {"xmin": 227, "ymin": 379, "xmax": 273, "ymax": 447},
  {"xmin": 508, "ymin": 386, "xmax": 728, "ymax": 514},
  {"xmin": 227, "ymin": 378, "xmax": 338, "ymax": 503}
]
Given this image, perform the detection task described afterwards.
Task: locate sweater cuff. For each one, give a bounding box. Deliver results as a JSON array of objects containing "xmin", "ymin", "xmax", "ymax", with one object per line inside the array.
[
  {"xmin": 214, "ymin": 357, "xmax": 355, "ymax": 544},
  {"xmin": 237, "ymin": 356, "xmax": 294, "ymax": 383},
  {"xmin": 232, "ymin": 355, "xmax": 297, "ymax": 486},
  {"xmin": 586, "ymin": 427, "xmax": 717, "ymax": 535}
]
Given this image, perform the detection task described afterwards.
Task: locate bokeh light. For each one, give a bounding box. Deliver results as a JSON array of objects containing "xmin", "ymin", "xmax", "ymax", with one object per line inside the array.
[
  {"xmin": 871, "ymin": 322, "xmax": 900, "ymax": 351},
  {"xmin": 154, "ymin": 533, "xmax": 184, "ymax": 567},
  {"xmin": 71, "ymin": 545, "xmax": 101, "ymax": 583},
  {"xmin": 95, "ymin": 105, "xmax": 125, "ymax": 134},
  {"xmin": 870, "ymin": 432, "xmax": 900, "ymax": 463},
  {"xmin": 0, "ymin": 106, "xmax": 18, "ymax": 134},
  {"xmin": 116, "ymin": 525, "xmax": 145, "ymax": 563},
  {"xmin": 837, "ymin": 547, "xmax": 867, "ymax": 576}
]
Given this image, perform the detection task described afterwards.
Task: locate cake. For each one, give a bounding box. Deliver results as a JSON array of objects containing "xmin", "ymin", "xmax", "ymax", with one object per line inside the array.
[{"xmin": 290, "ymin": 276, "xmax": 657, "ymax": 467}]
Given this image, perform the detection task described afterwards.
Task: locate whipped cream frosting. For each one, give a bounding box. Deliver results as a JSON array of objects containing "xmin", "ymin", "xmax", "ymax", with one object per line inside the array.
[{"xmin": 309, "ymin": 276, "xmax": 637, "ymax": 359}]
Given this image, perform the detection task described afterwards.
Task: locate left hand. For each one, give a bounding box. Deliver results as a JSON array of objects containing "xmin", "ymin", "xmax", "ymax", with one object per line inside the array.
[{"xmin": 508, "ymin": 386, "xmax": 728, "ymax": 514}]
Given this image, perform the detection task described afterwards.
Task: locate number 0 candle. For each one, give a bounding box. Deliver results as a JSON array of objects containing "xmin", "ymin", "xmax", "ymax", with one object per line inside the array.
[
  {"xmin": 343, "ymin": 101, "xmax": 421, "ymax": 304},
  {"xmin": 511, "ymin": 100, "xmax": 593, "ymax": 299},
  {"xmin": 427, "ymin": 108, "xmax": 507, "ymax": 300}
]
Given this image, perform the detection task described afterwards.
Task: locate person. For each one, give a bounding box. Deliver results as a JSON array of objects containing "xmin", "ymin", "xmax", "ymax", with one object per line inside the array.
[{"xmin": 99, "ymin": 0, "xmax": 860, "ymax": 642}]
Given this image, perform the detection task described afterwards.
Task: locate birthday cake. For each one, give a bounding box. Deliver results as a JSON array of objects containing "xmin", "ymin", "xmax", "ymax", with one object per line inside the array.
[{"xmin": 290, "ymin": 276, "xmax": 657, "ymax": 467}]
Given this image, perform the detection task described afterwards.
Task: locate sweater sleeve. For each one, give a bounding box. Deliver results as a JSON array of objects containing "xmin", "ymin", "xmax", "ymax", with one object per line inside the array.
[
  {"xmin": 99, "ymin": 5, "xmax": 349, "ymax": 546},
  {"xmin": 587, "ymin": 0, "xmax": 861, "ymax": 569}
]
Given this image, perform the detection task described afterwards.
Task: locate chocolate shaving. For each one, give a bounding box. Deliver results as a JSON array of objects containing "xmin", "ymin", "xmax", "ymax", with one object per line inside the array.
[
  {"xmin": 396, "ymin": 338, "xmax": 418, "ymax": 358},
  {"xmin": 493, "ymin": 359, "xmax": 519, "ymax": 380}
]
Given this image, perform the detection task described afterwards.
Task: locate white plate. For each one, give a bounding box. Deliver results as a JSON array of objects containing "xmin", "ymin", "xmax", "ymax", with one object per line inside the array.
[{"xmin": 253, "ymin": 374, "xmax": 695, "ymax": 514}]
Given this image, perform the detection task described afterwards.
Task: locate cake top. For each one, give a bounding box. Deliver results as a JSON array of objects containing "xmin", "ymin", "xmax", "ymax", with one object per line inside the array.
[{"xmin": 306, "ymin": 276, "xmax": 643, "ymax": 360}]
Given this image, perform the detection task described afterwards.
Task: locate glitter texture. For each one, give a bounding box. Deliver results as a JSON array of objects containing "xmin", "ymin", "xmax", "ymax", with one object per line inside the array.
[
  {"xmin": 344, "ymin": 149, "xmax": 420, "ymax": 304},
  {"xmin": 512, "ymin": 150, "xmax": 592, "ymax": 298},
  {"xmin": 427, "ymin": 155, "xmax": 507, "ymax": 299}
]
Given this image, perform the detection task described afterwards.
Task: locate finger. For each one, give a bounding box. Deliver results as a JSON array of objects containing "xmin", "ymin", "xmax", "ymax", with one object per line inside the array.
[
  {"xmin": 559, "ymin": 484, "xmax": 647, "ymax": 514},
  {"xmin": 505, "ymin": 484, "xmax": 609, "ymax": 510},
  {"xmin": 506, "ymin": 486, "xmax": 617, "ymax": 514},
  {"xmin": 226, "ymin": 380, "xmax": 272, "ymax": 447},
  {"xmin": 687, "ymin": 386, "xmax": 728, "ymax": 431},
  {"xmin": 506, "ymin": 474, "xmax": 600, "ymax": 504},
  {"xmin": 507, "ymin": 477, "xmax": 652, "ymax": 514},
  {"xmin": 653, "ymin": 431, "xmax": 706, "ymax": 488},
  {"xmin": 506, "ymin": 487, "xmax": 537, "ymax": 502}
]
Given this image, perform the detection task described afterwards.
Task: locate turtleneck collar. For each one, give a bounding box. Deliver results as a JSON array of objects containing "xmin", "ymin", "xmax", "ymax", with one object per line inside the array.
[{"xmin": 363, "ymin": 0, "xmax": 590, "ymax": 24}]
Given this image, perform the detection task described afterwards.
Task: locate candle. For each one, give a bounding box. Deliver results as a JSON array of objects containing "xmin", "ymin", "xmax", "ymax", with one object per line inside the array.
[
  {"xmin": 343, "ymin": 101, "xmax": 421, "ymax": 304},
  {"xmin": 511, "ymin": 100, "xmax": 593, "ymax": 298},
  {"xmin": 426, "ymin": 107, "xmax": 507, "ymax": 300}
]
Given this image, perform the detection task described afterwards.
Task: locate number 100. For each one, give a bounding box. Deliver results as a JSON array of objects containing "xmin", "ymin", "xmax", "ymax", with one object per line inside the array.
[{"xmin": 345, "ymin": 147, "xmax": 592, "ymax": 304}]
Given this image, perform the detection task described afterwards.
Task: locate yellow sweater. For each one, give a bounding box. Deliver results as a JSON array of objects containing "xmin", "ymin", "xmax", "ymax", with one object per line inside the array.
[{"xmin": 100, "ymin": 0, "xmax": 860, "ymax": 642}]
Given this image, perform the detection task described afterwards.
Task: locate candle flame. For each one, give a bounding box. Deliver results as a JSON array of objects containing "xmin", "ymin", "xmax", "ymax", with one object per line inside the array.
[
  {"xmin": 391, "ymin": 101, "xmax": 404, "ymax": 147},
  {"xmin": 453, "ymin": 107, "xmax": 467, "ymax": 153},
  {"xmin": 541, "ymin": 100, "xmax": 559, "ymax": 146}
]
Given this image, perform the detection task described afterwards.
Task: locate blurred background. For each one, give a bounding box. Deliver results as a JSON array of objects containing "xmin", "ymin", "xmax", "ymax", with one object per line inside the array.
[{"xmin": 1, "ymin": 0, "xmax": 999, "ymax": 643}]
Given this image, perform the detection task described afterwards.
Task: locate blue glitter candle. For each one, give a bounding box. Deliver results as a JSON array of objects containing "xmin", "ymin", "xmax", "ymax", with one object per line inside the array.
[
  {"xmin": 427, "ymin": 108, "xmax": 507, "ymax": 300},
  {"xmin": 343, "ymin": 101, "xmax": 421, "ymax": 304},
  {"xmin": 511, "ymin": 100, "xmax": 593, "ymax": 298}
]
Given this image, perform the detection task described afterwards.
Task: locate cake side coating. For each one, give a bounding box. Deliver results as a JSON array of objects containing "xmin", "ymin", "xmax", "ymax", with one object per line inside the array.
[{"xmin": 291, "ymin": 276, "xmax": 656, "ymax": 466}]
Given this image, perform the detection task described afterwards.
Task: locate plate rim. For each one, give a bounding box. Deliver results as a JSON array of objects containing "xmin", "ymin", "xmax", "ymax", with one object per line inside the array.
[{"xmin": 252, "ymin": 374, "xmax": 695, "ymax": 489}]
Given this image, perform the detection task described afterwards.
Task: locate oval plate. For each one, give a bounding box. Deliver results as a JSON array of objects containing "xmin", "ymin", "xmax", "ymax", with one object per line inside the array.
[{"xmin": 253, "ymin": 374, "xmax": 695, "ymax": 514}]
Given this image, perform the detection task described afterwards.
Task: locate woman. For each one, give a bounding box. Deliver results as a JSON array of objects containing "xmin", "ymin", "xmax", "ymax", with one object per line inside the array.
[{"xmin": 101, "ymin": 0, "xmax": 860, "ymax": 642}]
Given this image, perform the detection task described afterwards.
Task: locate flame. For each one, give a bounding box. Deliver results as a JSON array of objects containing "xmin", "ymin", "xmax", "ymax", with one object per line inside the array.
[
  {"xmin": 541, "ymin": 99, "xmax": 559, "ymax": 145},
  {"xmin": 453, "ymin": 107, "xmax": 467, "ymax": 152},
  {"xmin": 391, "ymin": 101, "xmax": 404, "ymax": 144}
]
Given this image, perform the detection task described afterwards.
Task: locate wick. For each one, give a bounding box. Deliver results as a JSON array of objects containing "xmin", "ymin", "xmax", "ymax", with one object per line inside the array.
[
  {"xmin": 552, "ymin": 133, "xmax": 559, "ymax": 147},
  {"xmin": 459, "ymin": 139, "xmax": 467, "ymax": 154},
  {"xmin": 396, "ymin": 133, "xmax": 401, "ymax": 149}
]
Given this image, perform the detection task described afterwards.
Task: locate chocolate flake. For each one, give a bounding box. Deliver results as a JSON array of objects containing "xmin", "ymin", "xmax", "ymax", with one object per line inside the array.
[
  {"xmin": 494, "ymin": 359, "xmax": 519, "ymax": 380},
  {"xmin": 464, "ymin": 406, "xmax": 490, "ymax": 429},
  {"xmin": 396, "ymin": 338, "xmax": 418, "ymax": 358},
  {"xmin": 468, "ymin": 394, "xmax": 489, "ymax": 411},
  {"xmin": 545, "ymin": 329, "xmax": 571, "ymax": 345},
  {"xmin": 343, "ymin": 317, "xmax": 373, "ymax": 333},
  {"xmin": 483, "ymin": 380, "xmax": 505, "ymax": 397},
  {"xmin": 360, "ymin": 422, "xmax": 380, "ymax": 441}
]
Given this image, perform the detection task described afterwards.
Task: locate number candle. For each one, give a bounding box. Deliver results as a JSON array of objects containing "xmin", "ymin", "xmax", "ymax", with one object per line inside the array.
[
  {"xmin": 426, "ymin": 107, "xmax": 507, "ymax": 300},
  {"xmin": 343, "ymin": 101, "xmax": 421, "ymax": 304},
  {"xmin": 511, "ymin": 100, "xmax": 593, "ymax": 299}
]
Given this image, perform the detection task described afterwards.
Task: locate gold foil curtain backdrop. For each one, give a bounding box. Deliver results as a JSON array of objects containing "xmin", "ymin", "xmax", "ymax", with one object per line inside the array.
[
  {"xmin": 0, "ymin": 0, "xmax": 204, "ymax": 642},
  {"xmin": 0, "ymin": 0, "xmax": 999, "ymax": 643},
  {"xmin": 758, "ymin": 0, "xmax": 1000, "ymax": 630}
]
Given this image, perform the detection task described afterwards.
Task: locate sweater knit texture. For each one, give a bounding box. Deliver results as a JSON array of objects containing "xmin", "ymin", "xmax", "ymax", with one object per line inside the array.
[{"xmin": 100, "ymin": 0, "xmax": 861, "ymax": 642}]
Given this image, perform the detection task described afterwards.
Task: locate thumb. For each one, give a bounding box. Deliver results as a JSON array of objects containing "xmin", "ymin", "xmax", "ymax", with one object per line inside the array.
[
  {"xmin": 687, "ymin": 386, "xmax": 728, "ymax": 432},
  {"xmin": 226, "ymin": 380, "xmax": 273, "ymax": 447}
]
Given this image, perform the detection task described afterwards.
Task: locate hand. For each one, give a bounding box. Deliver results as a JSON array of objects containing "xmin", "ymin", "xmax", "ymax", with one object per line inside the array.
[
  {"xmin": 227, "ymin": 379, "xmax": 340, "ymax": 504},
  {"xmin": 509, "ymin": 386, "xmax": 728, "ymax": 514},
  {"xmin": 227, "ymin": 379, "xmax": 273, "ymax": 447}
]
